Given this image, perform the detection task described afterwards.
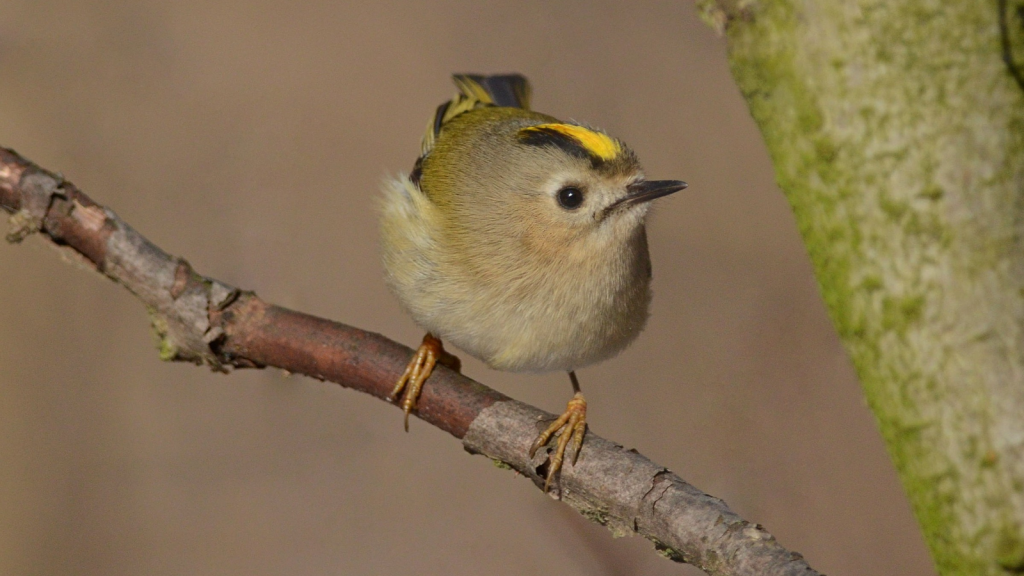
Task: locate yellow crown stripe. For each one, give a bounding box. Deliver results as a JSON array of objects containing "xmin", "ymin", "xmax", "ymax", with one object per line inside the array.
[{"xmin": 527, "ymin": 123, "xmax": 621, "ymax": 161}]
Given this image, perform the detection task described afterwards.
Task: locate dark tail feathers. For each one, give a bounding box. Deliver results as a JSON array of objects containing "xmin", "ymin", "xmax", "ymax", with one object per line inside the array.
[{"xmin": 453, "ymin": 73, "xmax": 532, "ymax": 110}]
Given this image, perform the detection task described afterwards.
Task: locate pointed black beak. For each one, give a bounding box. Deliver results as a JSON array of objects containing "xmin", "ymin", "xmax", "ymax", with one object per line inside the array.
[{"xmin": 606, "ymin": 179, "xmax": 688, "ymax": 214}]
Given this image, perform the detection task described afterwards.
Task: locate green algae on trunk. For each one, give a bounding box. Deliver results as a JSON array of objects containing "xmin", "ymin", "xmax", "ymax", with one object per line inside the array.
[{"xmin": 701, "ymin": 1, "xmax": 1024, "ymax": 574}]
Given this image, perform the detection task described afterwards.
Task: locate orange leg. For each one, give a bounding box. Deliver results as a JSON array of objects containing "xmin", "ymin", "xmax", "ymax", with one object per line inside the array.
[
  {"xmin": 529, "ymin": 371, "xmax": 588, "ymax": 492},
  {"xmin": 390, "ymin": 333, "xmax": 461, "ymax": 431}
]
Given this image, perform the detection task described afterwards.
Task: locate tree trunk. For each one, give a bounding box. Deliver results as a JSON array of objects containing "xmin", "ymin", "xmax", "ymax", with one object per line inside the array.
[{"xmin": 699, "ymin": 1, "xmax": 1024, "ymax": 573}]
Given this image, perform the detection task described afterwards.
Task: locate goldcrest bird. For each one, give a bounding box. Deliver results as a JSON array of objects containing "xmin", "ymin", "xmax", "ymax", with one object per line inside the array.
[{"xmin": 380, "ymin": 73, "xmax": 685, "ymax": 490}]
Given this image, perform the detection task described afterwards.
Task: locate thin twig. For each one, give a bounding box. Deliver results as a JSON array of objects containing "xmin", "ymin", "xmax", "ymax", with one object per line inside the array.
[{"xmin": 0, "ymin": 146, "xmax": 820, "ymax": 576}]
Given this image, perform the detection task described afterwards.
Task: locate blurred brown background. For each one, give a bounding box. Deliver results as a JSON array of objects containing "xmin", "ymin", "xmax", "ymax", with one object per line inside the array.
[{"xmin": 0, "ymin": 1, "xmax": 935, "ymax": 575}]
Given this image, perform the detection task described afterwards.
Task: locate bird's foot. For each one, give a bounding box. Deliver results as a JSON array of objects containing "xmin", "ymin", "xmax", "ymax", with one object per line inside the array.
[
  {"xmin": 390, "ymin": 333, "xmax": 461, "ymax": 431},
  {"xmin": 529, "ymin": 391, "xmax": 587, "ymax": 492}
]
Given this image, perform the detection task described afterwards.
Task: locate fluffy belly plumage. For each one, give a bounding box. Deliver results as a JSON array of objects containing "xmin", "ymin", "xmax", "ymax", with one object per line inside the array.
[{"xmin": 380, "ymin": 176, "xmax": 653, "ymax": 373}]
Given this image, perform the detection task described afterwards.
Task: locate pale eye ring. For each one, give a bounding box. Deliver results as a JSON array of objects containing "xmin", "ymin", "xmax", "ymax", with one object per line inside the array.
[{"xmin": 556, "ymin": 186, "xmax": 584, "ymax": 210}]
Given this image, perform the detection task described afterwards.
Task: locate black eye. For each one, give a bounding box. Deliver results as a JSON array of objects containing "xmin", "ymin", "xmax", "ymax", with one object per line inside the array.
[{"xmin": 557, "ymin": 186, "xmax": 584, "ymax": 210}]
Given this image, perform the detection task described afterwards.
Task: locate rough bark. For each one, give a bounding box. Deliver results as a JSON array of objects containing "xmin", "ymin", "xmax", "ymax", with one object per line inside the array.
[
  {"xmin": 0, "ymin": 146, "xmax": 820, "ymax": 575},
  {"xmin": 698, "ymin": 1, "xmax": 1024, "ymax": 574}
]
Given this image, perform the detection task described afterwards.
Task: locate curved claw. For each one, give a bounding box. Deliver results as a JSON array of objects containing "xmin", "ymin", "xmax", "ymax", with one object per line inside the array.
[
  {"xmin": 530, "ymin": 392, "xmax": 587, "ymax": 492},
  {"xmin": 390, "ymin": 333, "xmax": 460, "ymax": 431}
]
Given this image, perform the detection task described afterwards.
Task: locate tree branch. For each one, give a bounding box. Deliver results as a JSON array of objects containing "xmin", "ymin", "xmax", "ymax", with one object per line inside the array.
[{"xmin": 0, "ymin": 146, "xmax": 819, "ymax": 576}]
